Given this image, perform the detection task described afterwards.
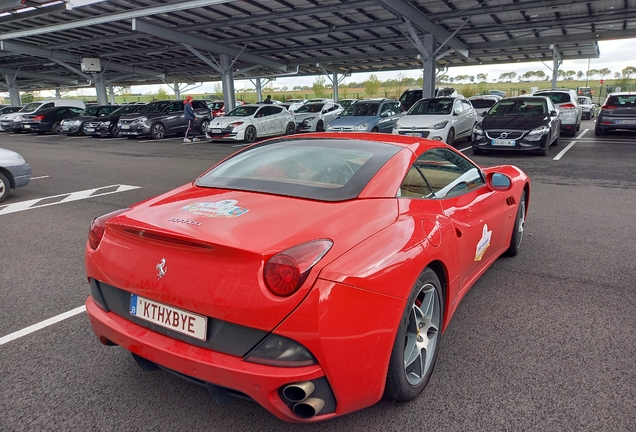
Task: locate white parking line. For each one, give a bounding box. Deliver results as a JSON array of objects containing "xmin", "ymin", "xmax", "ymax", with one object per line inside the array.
[
  {"xmin": 0, "ymin": 306, "xmax": 86, "ymax": 346},
  {"xmin": 553, "ymin": 141, "xmax": 577, "ymax": 161},
  {"xmin": 30, "ymin": 175, "xmax": 50, "ymax": 180},
  {"xmin": 575, "ymin": 128, "xmax": 589, "ymax": 139},
  {"xmin": 458, "ymin": 145, "xmax": 471, "ymax": 152},
  {"xmin": 0, "ymin": 184, "xmax": 141, "ymax": 216}
]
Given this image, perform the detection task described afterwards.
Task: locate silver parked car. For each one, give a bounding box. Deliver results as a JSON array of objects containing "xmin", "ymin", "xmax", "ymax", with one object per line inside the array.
[
  {"xmin": 0, "ymin": 147, "xmax": 31, "ymax": 203},
  {"xmin": 577, "ymin": 96, "xmax": 596, "ymax": 120},
  {"xmin": 533, "ymin": 89, "xmax": 582, "ymax": 136},
  {"xmin": 595, "ymin": 92, "xmax": 636, "ymax": 136}
]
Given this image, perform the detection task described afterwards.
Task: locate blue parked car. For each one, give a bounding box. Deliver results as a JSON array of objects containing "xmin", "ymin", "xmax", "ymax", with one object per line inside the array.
[{"xmin": 325, "ymin": 99, "xmax": 405, "ymax": 133}]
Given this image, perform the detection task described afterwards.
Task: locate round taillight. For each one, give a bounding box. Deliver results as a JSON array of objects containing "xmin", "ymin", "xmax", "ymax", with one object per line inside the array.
[
  {"xmin": 88, "ymin": 209, "xmax": 129, "ymax": 250},
  {"xmin": 264, "ymin": 240, "xmax": 333, "ymax": 297}
]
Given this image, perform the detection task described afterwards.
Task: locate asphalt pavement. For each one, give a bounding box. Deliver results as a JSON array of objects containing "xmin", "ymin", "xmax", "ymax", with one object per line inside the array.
[{"xmin": 1, "ymin": 122, "xmax": 635, "ymax": 431}]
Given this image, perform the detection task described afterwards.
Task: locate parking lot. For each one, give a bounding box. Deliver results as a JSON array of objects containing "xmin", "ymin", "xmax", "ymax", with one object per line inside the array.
[{"xmin": 1, "ymin": 118, "xmax": 635, "ymax": 431}]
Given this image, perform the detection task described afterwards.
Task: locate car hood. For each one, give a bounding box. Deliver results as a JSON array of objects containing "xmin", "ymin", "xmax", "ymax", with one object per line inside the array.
[
  {"xmin": 209, "ymin": 116, "xmax": 252, "ymax": 127},
  {"xmin": 0, "ymin": 147, "xmax": 27, "ymax": 166},
  {"xmin": 1, "ymin": 111, "xmax": 35, "ymax": 120},
  {"xmin": 481, "ymin": 115, "xmax": 548, "ymax": 130},
  {"xmin": 89, "ymin": 185, "xmax": 398, "ymax": 331},
  {"xmin": 397, "ymin": 114, "xmax": 450, "ymax": 128},
  {"xmin": 328, "ymin": 115, "xmax": 377, "ymax": 127}
]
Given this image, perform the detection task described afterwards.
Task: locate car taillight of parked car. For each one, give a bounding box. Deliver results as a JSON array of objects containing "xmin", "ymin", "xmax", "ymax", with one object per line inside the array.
[
  {"xmin": 560, "ymin": 103, "xmax": 576, "ymax": 110},
  {"xmin": 34, "ymin": 115, "xmax": 45, "ymax": 122},
  {"xmin": 264, "ymin": 240, "xmax": 333, "ymax": 297},
  {"xmin": 88, "ymin": 208, "xmax": 129, "ymax": 250},
  {"xmin": 601, "ymin": 105, "xmax": 617, "ymax": 110}
]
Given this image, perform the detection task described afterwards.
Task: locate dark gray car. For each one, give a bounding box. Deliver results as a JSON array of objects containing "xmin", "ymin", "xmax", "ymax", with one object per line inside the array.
[{"xmin": 117, "ymin": 100, "xmax": 211, "ymax": 139}]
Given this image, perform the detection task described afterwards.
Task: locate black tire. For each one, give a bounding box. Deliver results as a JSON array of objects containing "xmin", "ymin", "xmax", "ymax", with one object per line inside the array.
[
  {"xmin": 0, "ymin": 172, "xmax": 10, "ymax": 203},
  {"xmin": 109, "ymin": 124, "xmax": 120, "ymax": 138},
  {"xmin": 385, "ymin": 268, "xmax": 444, "ymax": 402},
  {"xmin": 150, "ymin": 123, "xmax": 165, "ymax": 139},
  {"xmin": 504, "ymin": 190, "xmax": 526, "ymax": 257},
  {"xmin": 316, "ymin": 120, "xmax": 325, "ymax": 132},
  {"xmin": 472, "ymin": 147, "xmax": 483, "ymax": 155},
  {"xmin": 199, "ymin": 119, "xmax": 210, "ymax": 135},
  {"xmin": 51, "ymin": 121, "xmax": 62, "ymax": 134},
  {"xmin": 446, "ymin": 128, "xmax": 455, "ymax": 145},
  {"xmin": 244, "ymin": 125, "xmax": 257, "ymax": 143},
  {"xmin": 285, "ymin": 122, "xmax": 295, "ymax": 135}
]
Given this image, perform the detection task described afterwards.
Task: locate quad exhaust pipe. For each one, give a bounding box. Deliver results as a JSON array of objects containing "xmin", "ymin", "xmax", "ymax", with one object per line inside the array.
[{"xmin": 282, "ymin": 381, "xmax": 326, "ymax": 418}]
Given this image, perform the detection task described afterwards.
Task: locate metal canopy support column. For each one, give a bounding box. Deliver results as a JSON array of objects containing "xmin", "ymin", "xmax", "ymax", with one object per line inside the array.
[
  {"xmin": 3, "ymin": 73, "xmax": 21, "ymax": 105},
  {"xmin": 93, "ymin": 74, "xmax": 108, "ymax": 105},
  {"xmin": 220, "ymin": 54, "xmax": 235, "ymax": 111},
  {"xmin": 108, "ymin": 85, "xmax": 116, "ymax": 105},
  {"xmin": 332, "ymin": 71, "xmax": 339, "ymax": 102},
  {"xmin": 550, "ymin": 45, "xmax": 563, "ymax": 90},
  {"xmin": 173, "ymin": 82, "xmax": 181, "ymax": 100},
  {"xmin": 55, "ymin": 88, "xmax": 61, "ymax": 98},
  {"xmin": 254, "ymin": 78, "xmax": 263, "ymax": 102},
  {"xmin": 422, "ymin": 34, "xmax": 436, "ymax": 99}
]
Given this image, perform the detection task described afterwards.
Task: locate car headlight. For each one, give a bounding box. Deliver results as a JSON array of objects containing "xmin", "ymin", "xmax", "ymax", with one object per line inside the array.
[
  {"xmin": 73, "ymin": 120, "xmax": 82, "ymax": 126},
  {"xmin": 473, "ymin": 124, "xmax": 484, "ymax": 135},
  {"xmin": 427, "ymin": 120, "xmax": 449, "ymax": 130},
  {"xmin": 304, "ymin": 116, "xmax": 316, "ymax": 122},
  {"xmin": 244, "ymin": 334, "xmax": 316, "ymax": 367},
  {"xmin": 14, "ymin": 115, "xmax": 23, "ymax": 121},
  {"xmin": 353, "ymin": 123, "xmax": 368, "ymax": 130},
  {"xmin": 526, "ymin": 125, "xmax": 550, "ymax": 141},
  {"xmin": 100, "ymin": 121, "xmax": 111, "ymax": 127},
  {"xmin": 133, "ymin": 117, "xmax": 147, "ymax": 123}
]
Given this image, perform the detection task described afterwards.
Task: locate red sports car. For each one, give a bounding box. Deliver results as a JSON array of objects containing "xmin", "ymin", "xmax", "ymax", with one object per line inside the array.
[{"xmin": 85, "ymin": 132, "xmax": 529, "ymax": 422}]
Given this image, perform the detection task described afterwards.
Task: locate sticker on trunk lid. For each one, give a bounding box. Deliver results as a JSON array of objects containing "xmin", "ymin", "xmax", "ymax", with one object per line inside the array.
[{"xmin": 182, "ymin": 200, "xmax": 248, "ymax": 218}]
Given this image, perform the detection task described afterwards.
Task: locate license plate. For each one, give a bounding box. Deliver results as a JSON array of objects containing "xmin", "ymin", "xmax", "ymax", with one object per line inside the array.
[
  {"xmin": 129, "ymin": 294, "xmax": 207, "ymax": 341},
  {"xmin": 492, "ymin": 139, "xmax": 516, "ymax": 146},
  {"xmin": 404, "ymin": 132, "xmax": 422, "ymax": 137},
  {"xmin": 211, "ymin": 128, "xmax": 221, "ymax": 133},
  {"xmin": 617, "ymin": 119, "xmax": 636, "ymax": 125},
  {"xmin": 62, "ymin": 127, "xmax": 69, "ymax": 131},
  {"xmin": 120, "ymin": 124, "xmax": 130, "ymax": 130},
  {"xmin": 85, "ymin": 127, "xmax": 95, "ymax": 133}
]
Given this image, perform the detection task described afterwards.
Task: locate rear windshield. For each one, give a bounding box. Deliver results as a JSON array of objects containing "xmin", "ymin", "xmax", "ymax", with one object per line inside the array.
[
  {"xmin": 606, "ymin": 95, "xmax": 636, "ymax": 106},
  {"xmin": 488, "ymin": 98, "xmax": 546, "ymax": 116},
  {"xmin": 470, "ymin": 99, "xmax": 497, "ymax": 109},
  {"xmin": 536, "ymin": 92, "xmax": 572, "ymax": 104},
  {"xmin": 196, "ymin": 138, "xmax": 402, "ymax": 201},
  {"xmin": 295, "ymin": 103, "xmax": 325, "ymax": 113}
]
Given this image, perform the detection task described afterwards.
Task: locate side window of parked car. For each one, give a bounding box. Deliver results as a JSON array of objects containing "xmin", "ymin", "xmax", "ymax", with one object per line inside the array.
[
  {"xmin": 192, "ymin": 101, "xmax": 208, "ymax": 110},
  {"xmin": 380, "ymin": 103, "xmax": 391, "ymax": 116},
  {"xmin": 166, "ymin": 102, "xmax": 182, "ymax": 112},
  {"xmin": 453, "ymin": 100, "xmax": 464, "ymax": 114},
  {"xmin": 414, "ymin": 148, "xmax": 485, "ymax": 199},
  {"xmin": 41, "ymin": 102, "xmax": 55, "ymax": 110}
]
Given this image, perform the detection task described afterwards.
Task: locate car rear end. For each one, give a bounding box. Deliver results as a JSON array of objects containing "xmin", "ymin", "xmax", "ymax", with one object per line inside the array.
[
  {"xmin": 535, "ymin": 90, "xmax": 580, "ymax": 135},
  {"xmin": 595, "ymin": 93, "xmax": 636, "ymax": 135}
]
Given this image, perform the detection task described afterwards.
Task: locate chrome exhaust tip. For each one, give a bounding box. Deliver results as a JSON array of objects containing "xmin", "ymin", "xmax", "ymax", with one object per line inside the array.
[
  {"xmin": 293, "ymin": 397, "xmax": 325, "ymax": 418},
  {"xmin": 282, "ymin": 381, "xmax": 316, "ymax": 402}
]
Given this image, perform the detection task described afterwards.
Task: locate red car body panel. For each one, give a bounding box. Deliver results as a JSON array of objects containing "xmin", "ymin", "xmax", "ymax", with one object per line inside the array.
[{"xmin": 85, "ymin": 132, "xmax": 530, "ymax": 422}]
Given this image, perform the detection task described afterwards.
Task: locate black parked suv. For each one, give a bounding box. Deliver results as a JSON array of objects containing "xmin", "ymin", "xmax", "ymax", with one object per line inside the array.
[
  {"xmin": 84, "ymin": 104, "xmax": 145, "ymax": 138},
  {"xmin": 117, "ymin": 99, "xmax": 211, "ymax": 139},
  {"xmin": 398, "ymin": 87, "xmax": 458, "ymax": 111},
  {"xmin": 61, "ymin": 105, "xmax": 121, "ymax": 135}
]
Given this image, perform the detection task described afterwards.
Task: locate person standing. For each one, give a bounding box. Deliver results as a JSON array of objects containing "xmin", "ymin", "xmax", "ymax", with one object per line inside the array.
[
  {"xmin": 263, "ymin": 95, "xmax": 273, "ymax": 104},
  {"xmin": 183, "ymin": 95, "xmax": 200, "ymax": 143}
]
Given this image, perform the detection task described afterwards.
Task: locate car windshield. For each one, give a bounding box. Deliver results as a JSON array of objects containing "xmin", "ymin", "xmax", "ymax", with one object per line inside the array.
[
  {"xmin": 488, "ymin": 99, "xmax": 546, "ymax": 116},
  {"xmin": 408, "ymin": 99, "xmax": 453, "ymax": 115},
  {"xmin": 578, "ymin": 97, "xmax": 592, "ymax": 104},
  {"xmin": 295, "ymin": 103, "xmax": 325, "ymax": 113},
  {"xmin": 226, "ymin": 106, "xmax": 259, "ymax": 117},
  {"xmin": 606, "ymin": 95, "xmax": 636, "ymax": 106},
  {"xmin": 137, "ymin": 102, "xmax": 170, "ymax": 113},
  {"xmin": 110, "ymin": 105, "xmax": 141, "ymax": 116},
  {"xmin": 536, "ymin": 92, "xmax": 571, "ymax": 104},
  {"xmin": 81, "ymin": 106, "xmax": 105, "ymax": 116},
  {"xmin": 19, "ymin": 102, "xmax": 43, "ymax": 112},
  {"xmin": 341, "ymin": 102, "xmax": 379, "ymax": 116},
  {"xmin": 470, "ymin": 99, "xmax": 497, "ymax": 109},
  {"xmin": 196, "ymin": 138, "xmax": 402, "ymax": 201}
]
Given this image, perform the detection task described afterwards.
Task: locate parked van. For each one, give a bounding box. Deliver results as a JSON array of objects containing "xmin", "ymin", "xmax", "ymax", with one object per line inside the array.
[{"xmin": 0, "ymin": 99, "xmax": 86, "ymax": 133}]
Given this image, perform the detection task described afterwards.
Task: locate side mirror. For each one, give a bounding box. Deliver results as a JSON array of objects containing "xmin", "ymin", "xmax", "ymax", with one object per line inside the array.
[
  {"xmin": 381, "ymin": 112, "xmax": 389, "ymax": 118},
  {"xmin": 487, "ymin": 172, "xmax": 512, "ymax": 191},
  {"xmin": 550, "ymin": 110, "xmax": 558, "ymax": 116},
  {"xmin": 481, "ymin": 111, "xmax": 487, "ymax": 117}
]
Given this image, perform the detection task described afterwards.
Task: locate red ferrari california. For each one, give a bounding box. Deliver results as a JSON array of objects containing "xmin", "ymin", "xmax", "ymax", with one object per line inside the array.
[{"xmin": 85, "ymin": 132, "xmax": 529, "ymax": 422}]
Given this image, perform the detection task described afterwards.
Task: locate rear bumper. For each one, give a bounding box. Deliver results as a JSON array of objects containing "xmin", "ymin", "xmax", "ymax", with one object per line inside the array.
[{"xmin": 86, "ymin": 296, "xmax": 334, "ymax": 422}]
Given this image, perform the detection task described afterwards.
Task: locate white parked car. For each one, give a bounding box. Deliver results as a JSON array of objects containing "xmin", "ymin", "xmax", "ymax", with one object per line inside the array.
[
  {"xmin": 392, "ymin": 97, "xmax": 478, "ymax": 145},
  {"xmin": 206, "ymin": 104, "xmax": 295, "ymax": 143},
  {"xmin": 294, "ymin": 102, "xmax": 343, "ymax": 132},
  {"xmin": 577, "ymin": 96, "xmax": 596, "ymax": 120},
  {"xmin": 0, "ymin": 99, "xmax": 85, "ymax": 133},
  {"xmin": 0, "ymin": 147, "xmax": 31, "ymax": 203},
  {"xmin": 533, "ymin": 89, "xmax": 582, "ymax": 136}
]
